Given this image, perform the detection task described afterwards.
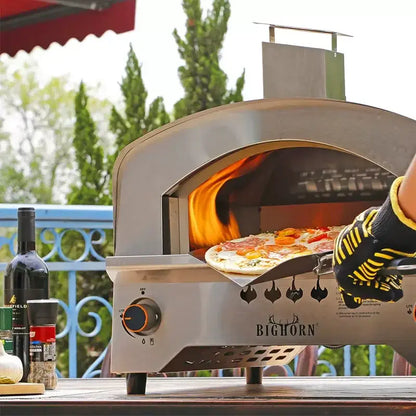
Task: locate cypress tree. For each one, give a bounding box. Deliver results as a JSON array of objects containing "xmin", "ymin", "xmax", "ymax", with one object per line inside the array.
[
  {"xmin": 69, "ymin": 82, "xmax": 110, "ymax": 205},
  {"xmin": 173, "ymin": 0, "xmax": 245, "ymax": 119},
  {"xmin": 64, "ymin": 82, "xmax": 112, "ymax": 377},
  {"xmin": 110, "ymin": 44, "xmax": 170, "ymax": 157}
]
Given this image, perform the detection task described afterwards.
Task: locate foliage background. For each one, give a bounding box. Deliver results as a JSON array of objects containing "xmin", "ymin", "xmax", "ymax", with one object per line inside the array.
[{"xmin": 0, "ymin": 0, "xmax": 249, "ymax": 377}]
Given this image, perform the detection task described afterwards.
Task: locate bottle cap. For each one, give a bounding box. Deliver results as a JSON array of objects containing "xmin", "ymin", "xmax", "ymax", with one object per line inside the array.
[
  {"xmin": 18, "ymin": 207, "xmax": 35, "ymax": 216},
  {"xmin": 17, "ymin": 207, "xmax": 36, "ymax": 247},
  {"xmin": 0, "ymin": 307, "xmax": 12, "ymax": 330},
  {"xmin": 27, "ymin": 299, "xmax": 59, "ymax": 326}
]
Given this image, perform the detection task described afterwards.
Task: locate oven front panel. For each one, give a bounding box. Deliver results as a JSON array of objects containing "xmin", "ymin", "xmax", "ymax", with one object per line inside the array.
[{"xmin": 111, "ymin": 270, "xmax": 416, "ymax": 374}]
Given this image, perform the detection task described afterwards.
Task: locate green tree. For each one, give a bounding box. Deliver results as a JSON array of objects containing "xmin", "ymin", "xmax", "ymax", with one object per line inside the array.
[
  {"xmin": 109, "ymin": 45, "xmax": 170, "ymax": 161},
  {"xmin": 173, "ymin": 0, "xmax": 245, "ymax": 119},
  {"xmin": 68, "ymin": 82, "xmax": 111, "ymax": 205}
]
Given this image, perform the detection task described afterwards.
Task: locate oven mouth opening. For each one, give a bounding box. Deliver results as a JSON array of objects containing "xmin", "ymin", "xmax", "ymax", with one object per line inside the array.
[
  {"xmin": 163, "ymin": 145, "xmax": 395, "ymax": 257},
  {"xmin": 187, "ymin": 147, "xmax": 394, "ymax": 253}
]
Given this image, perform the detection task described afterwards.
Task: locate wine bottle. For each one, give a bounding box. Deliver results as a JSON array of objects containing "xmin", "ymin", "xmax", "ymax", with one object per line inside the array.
[{"xmin": 4, "ymin": 207, "xmax": 49, "ymax": 381}]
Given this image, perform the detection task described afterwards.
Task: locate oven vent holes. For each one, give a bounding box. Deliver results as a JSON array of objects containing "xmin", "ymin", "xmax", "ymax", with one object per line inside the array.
[{"xmin": 161, "ymin": 345, "xmax": 306, "ymax": 373}]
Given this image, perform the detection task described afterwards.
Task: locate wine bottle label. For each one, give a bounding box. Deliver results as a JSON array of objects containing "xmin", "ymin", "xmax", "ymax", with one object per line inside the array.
[
  {"xmin": 4, "ymin": 289, "xmax": 46, "ymax": 334},
  {"xmin": 29, "ymin": 326, "xmax": 56, "ymax": 362}
]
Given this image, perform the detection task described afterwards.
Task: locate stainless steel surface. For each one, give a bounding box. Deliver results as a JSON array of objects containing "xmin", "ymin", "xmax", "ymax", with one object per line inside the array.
[
  {"xmin": 108, "ymin": 261, "xmax": 225, "ymax": 285},
  {"xmin": 107, "ymin": 254, "xmax": 204, "ymax": 272},
  {"xmin": 110, "ymin": 268, "xmax": 416, "ymax": 374},
  {"xmin": 107, "ymin": 252, "xmax": 330, "ymax": 287},
  {"xmin": 112, "ymin": 98, "xmax": 416, "ymax": 257},
  {"xmin": 263, "ymin": 43, "xmax": 345, "ymax": 99},
  {"xmin": 161, "ymin": 346, "xmax": 304, "ymax": 373}
]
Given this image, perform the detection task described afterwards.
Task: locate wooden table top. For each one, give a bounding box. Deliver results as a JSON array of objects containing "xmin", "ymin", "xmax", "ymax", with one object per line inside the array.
[{"xmin": 1, "ymin": 376, "xmax": 416, "ymax": 415}]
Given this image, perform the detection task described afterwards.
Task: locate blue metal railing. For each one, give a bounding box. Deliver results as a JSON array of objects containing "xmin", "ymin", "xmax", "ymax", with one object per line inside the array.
[{"xmin": 0, "ymin": 204, "xmax": 382, "ymax": 377}]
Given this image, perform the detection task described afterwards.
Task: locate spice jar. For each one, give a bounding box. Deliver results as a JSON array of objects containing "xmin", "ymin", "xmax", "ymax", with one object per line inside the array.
[
  {"xmin": 27, "ymin": 299, "xmax": 59, "ymax": 389},
  {"xmin": 0, "ymin": 307, "xmax": 13, "ymax": 354}
]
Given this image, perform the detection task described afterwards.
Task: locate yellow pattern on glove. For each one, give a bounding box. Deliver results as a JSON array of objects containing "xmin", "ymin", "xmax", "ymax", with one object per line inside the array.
[{"xmin": 333, "ymin": 177, "xmax": 416, "ymax": 308}]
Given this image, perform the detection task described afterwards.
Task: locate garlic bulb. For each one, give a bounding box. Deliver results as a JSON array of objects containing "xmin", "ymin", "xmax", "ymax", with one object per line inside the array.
[{"xmin": 0, "ymin": 341, "xmax": 23, "ymax": 384}]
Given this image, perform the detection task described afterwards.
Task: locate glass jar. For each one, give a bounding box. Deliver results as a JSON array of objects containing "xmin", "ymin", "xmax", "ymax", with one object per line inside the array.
[{"xmin": 27, "ymin": 299, "xmax": 58, "ymax": 389}]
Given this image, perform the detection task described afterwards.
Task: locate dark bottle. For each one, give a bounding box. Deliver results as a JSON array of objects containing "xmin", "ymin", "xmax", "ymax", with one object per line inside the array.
[{"xmin": 4, "ymin": 207, "xmax": 49, "ymax": 381}]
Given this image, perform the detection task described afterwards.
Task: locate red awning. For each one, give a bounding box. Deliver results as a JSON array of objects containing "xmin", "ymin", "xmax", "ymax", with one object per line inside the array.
[{"xmin": 0, "ymin": 0, "xmax": 136, "ymax": 56}]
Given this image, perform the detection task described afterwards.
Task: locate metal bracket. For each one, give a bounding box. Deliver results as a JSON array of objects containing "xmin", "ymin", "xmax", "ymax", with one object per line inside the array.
[
  {"xmin": 313, "ymin": 252, "xmax": 334, "ymax": 277},
  {"xmin": 254, "ymin": 22, "xmax": 353, "ymax": 52}
]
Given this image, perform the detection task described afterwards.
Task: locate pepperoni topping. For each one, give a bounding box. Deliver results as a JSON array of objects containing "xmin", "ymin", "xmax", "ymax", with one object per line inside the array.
[
  {"xmin": 314, "ymin": 240, "xmax": 334, "ymax": 252},
  {"xmin": 307, "ymin": 232, "xmax": 329, "ymax": 244},
  {"xmin": 220, "ymin": 236, "xmax": 263, "ymax": 251}
]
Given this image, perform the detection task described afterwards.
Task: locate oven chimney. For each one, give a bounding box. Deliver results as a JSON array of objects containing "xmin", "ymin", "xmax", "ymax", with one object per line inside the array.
[{"xmin": 259, "ymin": 24, "xmax": 352, "ymax": 101}]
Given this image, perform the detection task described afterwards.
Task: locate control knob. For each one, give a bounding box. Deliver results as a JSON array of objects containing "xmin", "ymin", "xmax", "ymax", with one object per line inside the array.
[{"xmin": 122, "ymin": 298, "xmax": 161, "ymax": 335}]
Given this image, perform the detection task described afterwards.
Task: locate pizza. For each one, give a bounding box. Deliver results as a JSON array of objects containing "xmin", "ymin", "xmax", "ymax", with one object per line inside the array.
[{"xmin": 205, "ymin": 226, "xmax": 344, "ymax": 275}]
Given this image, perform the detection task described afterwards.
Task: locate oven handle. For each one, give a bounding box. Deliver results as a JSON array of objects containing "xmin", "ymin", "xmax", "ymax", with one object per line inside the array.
[{"xmin": 315, "ymin": 252, "xmax": 416, "ymax": 277}]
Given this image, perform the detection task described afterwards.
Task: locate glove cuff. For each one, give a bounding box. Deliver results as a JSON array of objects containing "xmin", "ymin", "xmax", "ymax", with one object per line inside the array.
[{"xmin": 371, "ymin": 176, "xmax": 416, "ymax": 253}]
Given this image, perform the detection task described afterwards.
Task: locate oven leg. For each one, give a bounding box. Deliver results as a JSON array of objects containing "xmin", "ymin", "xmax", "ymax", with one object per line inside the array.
[
  {"xmin": 245, "ymin": 367, "xmax": 263, "ymax": 385},
  {"xmin": 126, "ymin": 372, "xmax": 147, "ymax": 394}
]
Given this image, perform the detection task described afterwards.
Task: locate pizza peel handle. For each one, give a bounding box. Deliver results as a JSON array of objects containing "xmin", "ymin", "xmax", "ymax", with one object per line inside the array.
[
  {"xmin": 315, "ymin": 253, "xmax": 416, "ymax": 277},
  {"xmin": 377, "ymin": 257, "xmax": 416, "ymax": 276}
]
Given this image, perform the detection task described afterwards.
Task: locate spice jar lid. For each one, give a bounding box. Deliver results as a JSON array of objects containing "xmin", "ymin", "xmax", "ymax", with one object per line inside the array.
[
  {"xmin": 0, "ymin": 307, "xmax": 12, "ymax": 330},
  {"xmin": 27, "ymin": 299, "xmax": 59, "ymax": 326}
]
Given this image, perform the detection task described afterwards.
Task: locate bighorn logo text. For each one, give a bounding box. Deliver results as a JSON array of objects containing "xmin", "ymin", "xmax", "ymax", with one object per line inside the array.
[{"xmin": 256, "ymin": 314, "xmax": 317, "ymax": 337}]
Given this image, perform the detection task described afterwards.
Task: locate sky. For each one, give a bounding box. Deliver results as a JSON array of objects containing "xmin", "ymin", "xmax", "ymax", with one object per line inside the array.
[{"xmin": 3, "ymin": 0, "xmax": 416, "ymax": 120}]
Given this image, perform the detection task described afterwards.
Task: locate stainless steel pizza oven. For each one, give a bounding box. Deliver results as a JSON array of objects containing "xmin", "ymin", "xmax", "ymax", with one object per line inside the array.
[{"xmin": 106, "ymin": 98, "xmax": 416, "ymax": 394}]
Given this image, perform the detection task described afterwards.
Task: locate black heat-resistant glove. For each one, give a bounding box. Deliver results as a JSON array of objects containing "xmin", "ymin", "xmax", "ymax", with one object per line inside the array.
[{"xmin": 333, "ymin": 176, "xmax": 416, "ymax": 309}]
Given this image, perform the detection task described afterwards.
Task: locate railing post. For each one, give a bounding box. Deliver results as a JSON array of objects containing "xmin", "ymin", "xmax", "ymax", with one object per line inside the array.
[
  {"xmin": 369, "ymin": 345, "xmax": 376, "ymax": 376},
  {"xmin": 68, "ymin": 270, "xmax": 77, "ymax": 378},
  {"xmin": 344, "ymin": 345, "xmax": 351, "ymax": 376}
]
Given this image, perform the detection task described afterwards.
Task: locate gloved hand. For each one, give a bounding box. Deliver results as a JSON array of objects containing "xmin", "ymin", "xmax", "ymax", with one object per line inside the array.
[{"xmin": 333, "ymin": 177, "xmax": 416, "ymax": 308}]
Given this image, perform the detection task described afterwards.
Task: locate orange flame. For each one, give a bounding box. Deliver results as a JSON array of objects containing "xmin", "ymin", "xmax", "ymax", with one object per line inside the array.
[{"xmin": 189, "ymin": 154, "xmax": 268, "ymax": 250}]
